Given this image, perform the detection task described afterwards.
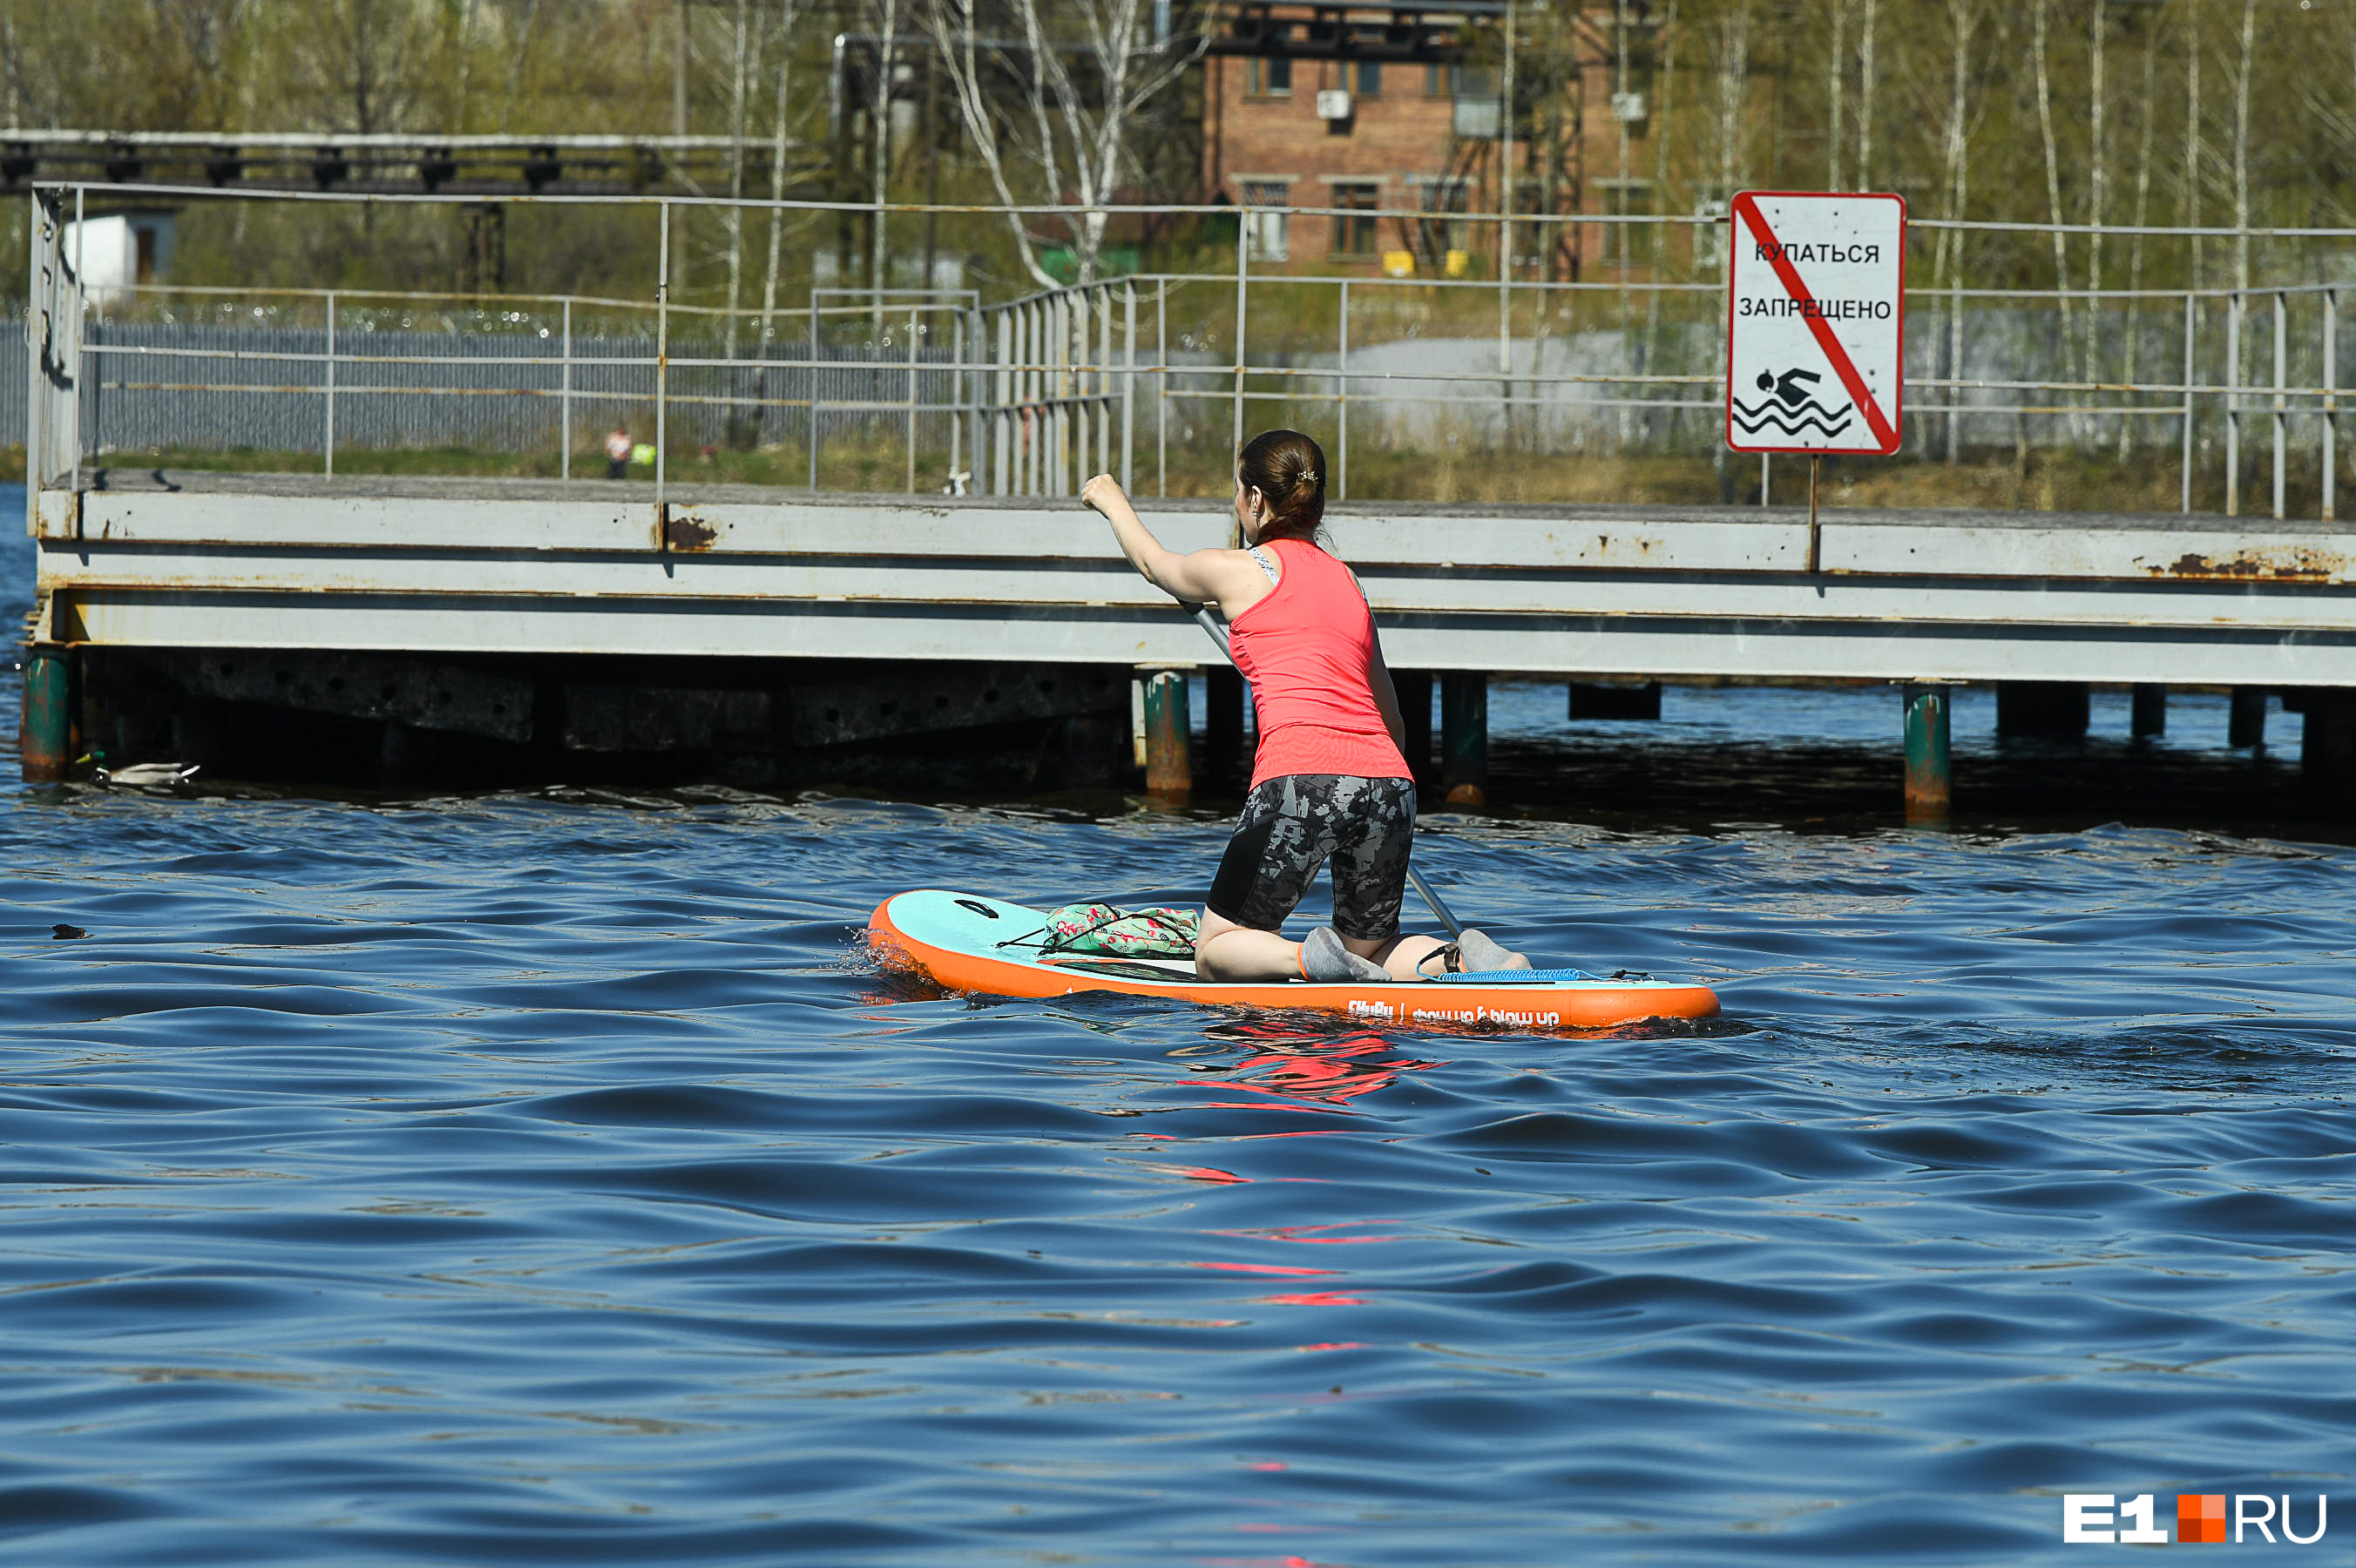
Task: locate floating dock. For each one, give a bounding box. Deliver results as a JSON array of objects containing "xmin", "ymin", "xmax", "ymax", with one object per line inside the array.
[{"xmin": 21, "ymin": 470, "xmax": 2356, "ymax": 812}]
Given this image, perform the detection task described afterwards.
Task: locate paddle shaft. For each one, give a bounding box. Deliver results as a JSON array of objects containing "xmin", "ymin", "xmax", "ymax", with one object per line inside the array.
[{"xmin": 1188, "ymin": 605, "xmax": 1466, "ymax": 942}]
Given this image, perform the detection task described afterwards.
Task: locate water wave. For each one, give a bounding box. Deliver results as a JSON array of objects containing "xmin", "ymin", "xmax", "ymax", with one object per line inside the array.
[
  {"xmin": 3, "ymin": 786, "xmax": 2353, "ymax": 1566},
  {"xmin": 5, "ymin": 490, "xmax": 2354, "ymax": 1565}
]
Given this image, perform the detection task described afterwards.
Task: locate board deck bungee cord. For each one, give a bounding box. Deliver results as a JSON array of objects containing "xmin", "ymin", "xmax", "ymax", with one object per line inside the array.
[{"xmin": 869, "ymin": 890, "xmax": 1721, "ymax": 1032}]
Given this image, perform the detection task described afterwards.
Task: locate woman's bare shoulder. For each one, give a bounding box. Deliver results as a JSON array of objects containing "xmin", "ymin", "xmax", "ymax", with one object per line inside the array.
[{"xmin": 1187, "ymin": 544, "xmax": 1270, "ymax": 579}]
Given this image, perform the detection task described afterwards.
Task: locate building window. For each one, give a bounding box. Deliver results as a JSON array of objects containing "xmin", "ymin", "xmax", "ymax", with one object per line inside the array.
[
  {"xmin": 1343, "ymin": 60, "xmax": 1381, "ymax": 98},
  {"xmin": 1425, "ymin": 63, "xmax": 1490, "ymax": 98},
  {"xmin": 1246, "ymin": 57, "xmax": 1291, "ymax": 97},
  {"xmin": 1241, "ymin": 179, "xmax": 1290, "ymax": 261},
  {"xmin": 1331, "ymin": 181, "xmax": 1381, "ymax": 255}
]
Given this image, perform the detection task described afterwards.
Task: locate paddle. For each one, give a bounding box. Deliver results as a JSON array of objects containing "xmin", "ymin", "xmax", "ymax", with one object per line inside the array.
[{"xmin": 1186, "ymin": 605, "xmax": 1466, "ymax": 942}]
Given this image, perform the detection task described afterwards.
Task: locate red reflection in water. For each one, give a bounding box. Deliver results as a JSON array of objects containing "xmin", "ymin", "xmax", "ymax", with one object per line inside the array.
[
  {"xmin": 1212, "ymin": 1222, "xmax": 1405, "ymax": 1245},
  {"xmin": 1200, "ymin": 1020, "xmax": 1441, "ymax": 1108},
  {"xmin": 1257, "ymin": 1291, "xmax": 1366, "ymax": 1305}
]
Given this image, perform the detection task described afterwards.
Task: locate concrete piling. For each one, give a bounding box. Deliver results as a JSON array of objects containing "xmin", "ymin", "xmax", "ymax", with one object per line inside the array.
[
  {"xmin": 1440, "ymin": 672, "xmax": 1487, "ymax": 807},
  {"xmin": 1569, "ymin": 679, "xmax": 1663, "ymax": 720},
  {"xmin": 1203, "ymin": 666, "xmax": 1244, "ymax": 787},
  {"xmin": 2130, "ymin": 684, "xmax": 2168, "ymax": 739},
  {"xmin": 1903, "ymin": 682, "xmax": 1952, "ymax": 826},
  {"xmin": 1393, "ymin": 669, "xmax": 1433, "ymax": 784},
  {"xmin": 1996, "ymin": 681, "xmax": 2089, "ymax": 740},
  {"xmin": 2302, "ymin": 692, "xmax": 2356, "ymax": 799},
  {"xmin": 2228, "ymin": 686, "xmax": 2268, "ymax": 749},
  {"xmin": 20, "ymin": 645, "xmax": 73, "ymax": 783},
  {"xmin": 1142, "ymin": 668, "xmax": 1191, "ymax": 801}
]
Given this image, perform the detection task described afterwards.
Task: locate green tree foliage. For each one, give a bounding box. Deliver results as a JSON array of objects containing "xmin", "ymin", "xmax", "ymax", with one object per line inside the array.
[{"xmin": 6, "ymin": 0, "xmax": 2350, "ymax": 303}]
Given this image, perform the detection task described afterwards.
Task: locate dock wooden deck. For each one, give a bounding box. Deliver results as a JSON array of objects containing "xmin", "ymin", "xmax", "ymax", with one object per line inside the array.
[{"xmin": 30, "ymin": 470, "xmax": 2356, "ymax": 688}]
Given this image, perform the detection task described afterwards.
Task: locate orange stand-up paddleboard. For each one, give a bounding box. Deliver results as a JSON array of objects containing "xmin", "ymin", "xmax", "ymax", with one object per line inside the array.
[{"xmin": 869, "ymin": 890, "xmax": 1720, "ymax": 1032}]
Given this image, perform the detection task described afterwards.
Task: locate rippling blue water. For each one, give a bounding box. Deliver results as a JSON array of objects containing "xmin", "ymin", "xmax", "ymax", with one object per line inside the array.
[{"xmin": 7, "ymin": 488, "xmax": 2355, "ymax": 1565}]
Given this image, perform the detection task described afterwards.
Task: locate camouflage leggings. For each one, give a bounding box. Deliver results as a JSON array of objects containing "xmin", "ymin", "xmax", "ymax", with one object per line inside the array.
[{"xmin": 1207, "ymin": 774, "xmax": 1418, "ymax": 942}]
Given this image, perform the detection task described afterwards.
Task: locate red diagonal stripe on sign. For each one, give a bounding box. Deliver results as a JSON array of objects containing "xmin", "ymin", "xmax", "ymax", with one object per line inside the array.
[{"xmin": 1735, "ymin": 195, "xmax": 1898, "ymax": 451}]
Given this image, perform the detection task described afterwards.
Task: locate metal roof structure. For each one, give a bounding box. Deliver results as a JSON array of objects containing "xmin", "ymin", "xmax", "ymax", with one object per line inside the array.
[
  {"xmin": 1208, "ymin": 0, "xmax": 1498, "ymax": 60},
  {"xmin": 0, "ymin": 131, "xmax": 816, "ymax": 198}
]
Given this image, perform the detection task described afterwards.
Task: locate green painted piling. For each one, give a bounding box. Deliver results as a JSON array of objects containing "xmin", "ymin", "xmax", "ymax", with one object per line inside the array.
[
  {"xmin": 1903, "ymin": 683, "xmax": 1951, "ymax": 826},
  {"xmin": 20, "ymin": 645, "xmax": 72, "ymax": 783},
  {"xmin": 1440, "ymin": 672, "xmax": 1487, "ymax": 807},
  {"xmin": 1142, "ymin": 668, "xmax": 1191, "ymax": 801}
]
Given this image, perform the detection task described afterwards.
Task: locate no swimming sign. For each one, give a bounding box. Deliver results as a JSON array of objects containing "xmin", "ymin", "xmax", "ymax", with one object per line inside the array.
[{"xmin": 1724, "ymin": 191, "xmax": 1907, "ymax": 456}]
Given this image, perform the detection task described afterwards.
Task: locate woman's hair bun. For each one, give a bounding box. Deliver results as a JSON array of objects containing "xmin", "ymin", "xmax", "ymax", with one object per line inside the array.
[{"xmin": 1238, "ymin": 429, "xmax": 1328, "ymax": 544}]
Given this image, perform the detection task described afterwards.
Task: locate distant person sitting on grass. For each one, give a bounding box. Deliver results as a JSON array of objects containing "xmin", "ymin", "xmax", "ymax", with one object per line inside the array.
[{"xmin": 606, "ymin": 423, "xmax": 632, "ymax": 480}]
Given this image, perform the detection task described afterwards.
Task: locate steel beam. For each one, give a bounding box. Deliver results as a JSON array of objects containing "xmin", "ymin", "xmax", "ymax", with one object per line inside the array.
[
  {"xmin": 39, "ymin": 590, "xmax": 2356, "ymax": 688},
  {"xmin": 28, "ymin": 490, "xmax": 2356, "ymax": 688},
  {"xmin": 56, "ymin": 491, "xmax": 2356, "ymax": 584}
]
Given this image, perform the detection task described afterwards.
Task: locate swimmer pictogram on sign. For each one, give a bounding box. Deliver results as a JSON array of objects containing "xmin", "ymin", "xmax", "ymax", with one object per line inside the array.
[
  {"xmin": 1730, "ymin": 366, "xmax": 1855, "ymax": 441},
  {"xmin": 1724, "ymin": 191, "xmax": 1906, "ymax": 456}
]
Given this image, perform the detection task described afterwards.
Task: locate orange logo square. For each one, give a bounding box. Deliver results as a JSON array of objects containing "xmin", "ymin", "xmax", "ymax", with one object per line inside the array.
[{"xmin": 2178, "ymin": 1494, "xmax": 2228, "ymax": 1544}]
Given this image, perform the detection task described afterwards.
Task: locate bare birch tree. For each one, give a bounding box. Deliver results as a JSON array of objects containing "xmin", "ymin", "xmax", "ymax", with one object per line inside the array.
[
  {"xmin": 502, "ymin": 0, "xmax": 545, "ymax": 112},
  {"xmin": 2119, "ymin": 11, "xmax": 2159, "ymax": 459},
  {"xmin": 1712, "ymin": 3, "xmax": 1750, "ymax": 208},
  {"xmin": 2030, "ymin": 0, "xmax": 2076, "ymax": 439},
  {"xmin": 288, "ymin": 0, "xmax": 435, "ymax": 136},
  {"xmin": 866, "ymin": 0, "xmax": 904, "ymax": 317},
  {"xmin": 758, "ymin": 0, "xmax": 806, "ymax": 348},
  {"xmin": 1825, "ymin": 0, "xmax": 1845, "ymax": 189},
  {"xmin": 1856, "ymin": 0, "xmax": 1876, "ymax": 188},
  {"xmin": 1936, "ymin": 0, "xmax": 1988, "ymax": 461},
  {"xmin": 1640, "ymin": 0, "xmax": 1678, "ymax": 402},
  {"xmin": 923, "ymin": 0, "xmax": 1211, "ymax": 287},
  {"xmin": 2231, "ymin": 0, "xmax": 2256, "ymax": 294},
  {"xmin": 2083, "ymin": 0, "xmax": 2107, "ymax": 405},
  {"xmin": 723, "ymin": 0, "xmax": 753, "ymax": 361},
  {"xmin": 2182, "ymin": 0, "xmax": 2204, "ymax": 290}
]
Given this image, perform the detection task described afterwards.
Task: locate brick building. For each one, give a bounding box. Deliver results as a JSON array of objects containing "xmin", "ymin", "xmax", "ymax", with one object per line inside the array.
[{"xmin": 1201, "ymin": 1, "xmax": 1656, "ymax": 279}]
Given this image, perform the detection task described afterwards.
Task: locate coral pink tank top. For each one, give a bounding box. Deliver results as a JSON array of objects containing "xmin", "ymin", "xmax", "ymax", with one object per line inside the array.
[{"xmin": 1228, "ymin": 537, "xmax": 1411, "ymax": 790}]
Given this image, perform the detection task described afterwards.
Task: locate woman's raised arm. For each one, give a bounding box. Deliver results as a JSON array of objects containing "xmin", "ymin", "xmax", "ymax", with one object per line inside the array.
[{"xmin": 1081, "ymin": 474, "xmax": 1256, "ymax": 612}]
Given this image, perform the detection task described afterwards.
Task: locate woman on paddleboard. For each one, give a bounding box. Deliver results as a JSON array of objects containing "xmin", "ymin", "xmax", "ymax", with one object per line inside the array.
[{"xmin": 1081, "ymin": 429, "xmax": 1528, "ymax": 983}]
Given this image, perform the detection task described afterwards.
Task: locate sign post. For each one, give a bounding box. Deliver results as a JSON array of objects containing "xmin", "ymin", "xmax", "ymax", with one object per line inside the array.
[{"xmin": 1724, "ymin": 190, "xmax": 1906, "ymax": 568}]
